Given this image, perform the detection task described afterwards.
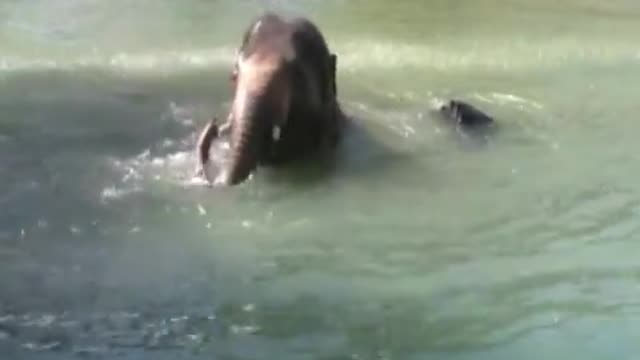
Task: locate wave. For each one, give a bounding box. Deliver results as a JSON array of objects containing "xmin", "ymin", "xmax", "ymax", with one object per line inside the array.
[
  {"xmin": 2, "ymin": 34, "xmax": 638, "ymax": 76},
  {"xmin": 99, "ymin": 102, "xmax": 231, "ymax": 204},
  {"xmin": 335, "ymin": 37, "xmax": 640, "ymax": 72},
  {"xmin": 0, "ymin": 48, "xmax": 237, "ymax": 74}
]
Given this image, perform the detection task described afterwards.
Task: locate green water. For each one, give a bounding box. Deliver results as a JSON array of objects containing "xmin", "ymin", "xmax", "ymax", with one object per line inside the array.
[{"xmin": 2, "ymin": 0, "xmax": 640, "ymax": 358}]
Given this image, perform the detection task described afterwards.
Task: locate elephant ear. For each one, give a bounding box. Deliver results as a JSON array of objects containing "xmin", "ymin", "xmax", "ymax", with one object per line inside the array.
[
  {"xmin": 320, "ymin": 53, "xmax": 337, "ymax": 105},
  {"xmin": 320, "ymin": 53, "xmax": 342, "ymax": 148}
]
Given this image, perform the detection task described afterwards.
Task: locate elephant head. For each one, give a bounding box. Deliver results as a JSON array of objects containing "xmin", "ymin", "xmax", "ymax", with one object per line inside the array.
[
  {"xmin": 221, "ymin": 46, "xmax": 293, "ymax": 185},
  {"xmin": 197, "ymin": 13, "xmax": 341, "ymax": 186}
]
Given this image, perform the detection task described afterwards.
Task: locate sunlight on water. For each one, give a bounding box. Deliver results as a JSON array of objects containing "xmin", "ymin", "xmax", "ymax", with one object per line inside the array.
[
  {"xmin": 336, "ymin": 38, "xmax": 640, "ymax": 72},
  {"xmin": 2, "ymin": 0, "xmax": 640, "ymax": 359},
  {"xmin": 1, "ymin": 37, "xmax": 638, "ymax": 76},
  {"xmin": 0, "ymin": 48, "xmax": 237, "ymax": 74}
]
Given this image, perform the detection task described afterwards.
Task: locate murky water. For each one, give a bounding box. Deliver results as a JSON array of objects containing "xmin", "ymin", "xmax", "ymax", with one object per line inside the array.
[{"xmin": 2, "ymin": 0, "xmax": 640, "ymax": 359}]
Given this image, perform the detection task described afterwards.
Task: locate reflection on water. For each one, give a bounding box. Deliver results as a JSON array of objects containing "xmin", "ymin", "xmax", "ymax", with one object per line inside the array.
[{"xmin": 2, "ymin": 0, "xmax": 640, "ymax": 359}]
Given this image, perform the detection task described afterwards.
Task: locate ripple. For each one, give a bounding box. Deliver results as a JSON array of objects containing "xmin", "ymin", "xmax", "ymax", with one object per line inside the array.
[
  {"xmin": 337, "ymin": 37, "xmax": 639, "ymax": 73},
  {"xmin": 0, "ymin": 310, "xmax": 225, "ymax": 355},
  {"xmin": 97, "ymin": 101, "xmax": 233, "ymax": 203},
  {"xmin": 0, "ymin": 48, "xmax": 236, "ymax": 74}
]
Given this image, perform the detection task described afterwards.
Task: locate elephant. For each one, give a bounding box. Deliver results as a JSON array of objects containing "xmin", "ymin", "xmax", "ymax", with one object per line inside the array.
[
  {"xmin": 439, "ymin": 100, "xmax": 495, "ymax": 129},
  {"xmin": 437, "ymin": 99, "xmax": 497, "ymax": 147},
  {"xmin": 195, "ymin": 12, "xmax": 344, "ymax": 186}
]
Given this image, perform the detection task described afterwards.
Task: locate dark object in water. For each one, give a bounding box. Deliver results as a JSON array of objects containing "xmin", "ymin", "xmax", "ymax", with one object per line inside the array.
[
  {"xmin": 437, "ymin": 99, "xmax": 497, "ymax": 148},
  {"xmin": 439, "ymin": 99, "xmax": 495, "ymax": 129}
]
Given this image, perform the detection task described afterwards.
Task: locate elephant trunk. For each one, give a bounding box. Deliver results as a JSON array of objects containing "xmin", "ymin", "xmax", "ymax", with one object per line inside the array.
[
  {"xmin": 224, "ymin": 95, "xmax": 264, "ymax": 185},
  {"xmin": 220, "ymin": 74, "xmax": 289, "ymax": 185}
]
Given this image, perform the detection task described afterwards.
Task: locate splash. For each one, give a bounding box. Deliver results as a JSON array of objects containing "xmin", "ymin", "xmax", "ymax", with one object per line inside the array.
[{"xmin": 99, "ymin": 103, "xmax": 230, "ymax": 203}]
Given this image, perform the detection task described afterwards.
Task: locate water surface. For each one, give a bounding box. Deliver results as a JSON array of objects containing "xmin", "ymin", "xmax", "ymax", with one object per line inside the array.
[{"xmin": 2, "ymin": 0, "xmax": 640, "ymax": 359}]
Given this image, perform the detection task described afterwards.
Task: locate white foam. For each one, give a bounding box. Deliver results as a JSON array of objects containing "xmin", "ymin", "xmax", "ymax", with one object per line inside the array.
[
  {"xmin": 486, "ymin": 92, "xmax": 544, "ymax": 109},
  {"xmin": 429, "ymin": 98, "xmax": 448, "ymax": 111},
  {"xmin": 100, "ymin": 185, "xmax": 141, "ymax": 203},
  {"xmin": 151, "ymin": 157, "xmax": 165, "ymax": 167},
  {"xmin": 1, "ymin": 33, "xmax": 637, "ymax": 77},
  {"xmin": 335, "ymin": 37, "xmax": 637, "ymax": 72},
  {"xmin": 0, "ymin": 48, "xmax": 236, "ymax": 74},
  {"xmin": 185, "ymin": 175, "xmax": 212, "ymax": 187},
  {"xmin": 100, "ymin": 99, "xmax": 230, "ymax": 197},
  {"xmin": 167, "ymin": 151, "xmax": 189, "ymax": 165}
]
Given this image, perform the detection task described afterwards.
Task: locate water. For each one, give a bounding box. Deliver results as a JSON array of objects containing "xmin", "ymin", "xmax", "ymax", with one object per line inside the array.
[{"xmin": 1, "ymin": 0, "xmax": 640, "ymax": 358}]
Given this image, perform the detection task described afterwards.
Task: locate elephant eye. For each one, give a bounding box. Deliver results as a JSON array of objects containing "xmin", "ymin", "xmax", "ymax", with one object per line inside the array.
[{"xmin": 230, "ymin": 63, "xmax": 239, "ymax": 84}]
